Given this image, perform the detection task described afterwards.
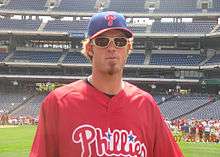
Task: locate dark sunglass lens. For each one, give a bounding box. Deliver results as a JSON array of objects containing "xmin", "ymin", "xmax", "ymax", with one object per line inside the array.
[
  {"xmin": 114, "ymin": 38, "xmax": 127, "ymax": 47},
  {"xmin": 95, "ymin": 37, "xmax": 109, "ymax": 47}
]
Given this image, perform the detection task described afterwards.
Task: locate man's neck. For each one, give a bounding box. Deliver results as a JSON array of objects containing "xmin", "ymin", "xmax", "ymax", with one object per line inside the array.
[{"xmin": 88, "ymin": 73, "xmax": 124, "ymax": 95}]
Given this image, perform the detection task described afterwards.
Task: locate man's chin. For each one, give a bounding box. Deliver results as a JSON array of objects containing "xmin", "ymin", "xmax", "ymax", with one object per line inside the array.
[{"xmin": 107, "ymin": 67, "xmax": 121, "ymax": 75}]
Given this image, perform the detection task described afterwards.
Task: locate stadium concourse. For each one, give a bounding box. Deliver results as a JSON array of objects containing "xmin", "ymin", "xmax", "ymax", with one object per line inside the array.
[{"xmin": 0, "ymin": 0, "xmax": 220, "ymax": 145}]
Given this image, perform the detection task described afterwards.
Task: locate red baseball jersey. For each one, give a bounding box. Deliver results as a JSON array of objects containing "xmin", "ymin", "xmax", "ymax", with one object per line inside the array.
[{"xmin": 29, "ymin": 80, "xmax": 183, "ymax": 157}]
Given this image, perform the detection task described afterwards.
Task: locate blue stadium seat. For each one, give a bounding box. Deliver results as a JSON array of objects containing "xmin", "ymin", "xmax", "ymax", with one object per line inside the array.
[
  {"xmin": 0, "ymin": 88, "xmax": 34, "ymax": 113},
  {"xmin": 63, "ymin": 52, "xmax": 90, "ymax": 64},
  {"xmin": 126, "ymin": 53, "xmax": 145, "ymax": 65},
  {"xmin": 10, "ymin": 51, "xmax": 62, "ymax": 63},
  {"xmin": 0, "ymin": 53, "xmax": 8, "ymax": 62},
  {"xmin": 205, "ymin": 54, "xmax": 220, "ymax": 65},
  {"xmin": 12, "ymin": 93, "xmax": 48, "ymax": 118},
  {"xmin": 150, "ymin": 53, "xmax": 206, "ymax": 66},
  {"xmin": 104, "ymin": 0, "xmax": 146, "ymax": 13},
  {"xmin": 159, "ymin": 95, "xmax": 210, "ymax": 120},
  {"xmin": 44, "ymin": 20, "xmax": 88, "ymax": 34},
  {"xmin": 153, "ymin": 94, "xmax": 173, "ymax": 104},
  {"xmin": 186, "ymin": 100, "xmax": 220, "ymax": 119},
  {"xmin": 151, "ymin": 21, "xmax": 216, "ymax": 33},
  {"xmin": 154, "ymin": 0, "xmax": 201, "ymax": 13},
  {"xmin": 0, "ymin": 19, "xmax": 41, "ymax": 31},
  {"xmin": 1, "ymin": 0, "xmax": 47, "ymax": 10},
  {"xmin": 207, "ymin": 0, "xmax": 220, "ymax": 12},
  {"xmin": 53, "ymin": 0, "xmax": 97, "ymax": 12}
]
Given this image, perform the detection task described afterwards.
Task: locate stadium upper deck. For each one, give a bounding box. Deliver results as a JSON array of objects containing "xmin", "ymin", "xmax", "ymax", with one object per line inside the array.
[
  {"xmin": 0, "ymin": 0, "xmax": 220, "ymax": 16},
  {"xmin": 0, "ymin": 0, "xmax": 219, "ymax": 37},
  {"xmin": 0, "ymin": 0, "xmax": 47, "ymax": 11},
  {"xmin": 0, "ymin": 18, "xmax": 218, "ymax": 37},
  {"xmin": 0, "ymin": 0, "xmax": 219, "ymax": 86}
]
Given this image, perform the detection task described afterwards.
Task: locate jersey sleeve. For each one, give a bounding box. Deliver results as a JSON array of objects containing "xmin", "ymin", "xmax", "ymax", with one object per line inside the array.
[
  {"xmin": 29, "ymin": 91, "xmax": 59, "ymax": 157},
  {"xmin": 151, "ymin": 99, "xmax": 184, "ymax": 157}
]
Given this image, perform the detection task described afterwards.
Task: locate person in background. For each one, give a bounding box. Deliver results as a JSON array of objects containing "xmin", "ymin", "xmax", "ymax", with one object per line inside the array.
[{"xmin": 204, "ymin": 121, "xmax": 211, "ymax": 142}]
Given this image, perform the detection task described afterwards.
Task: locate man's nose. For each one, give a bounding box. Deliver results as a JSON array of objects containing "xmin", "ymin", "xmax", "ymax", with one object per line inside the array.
[{"xmin": 107, "ymin": 40, "xmax": 116, "ymax": 51}]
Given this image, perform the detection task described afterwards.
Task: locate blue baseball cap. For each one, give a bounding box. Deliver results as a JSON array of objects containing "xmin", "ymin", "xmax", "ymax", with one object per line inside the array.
[{"xmin": 87, "ymin": 11, "xmax": 133, "ymax": 39}]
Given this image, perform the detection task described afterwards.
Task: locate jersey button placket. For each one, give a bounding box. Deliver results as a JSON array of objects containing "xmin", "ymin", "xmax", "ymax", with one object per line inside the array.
[{"xmin": 106, "ymin": 101, "xmax": 111, "ymax": 112}]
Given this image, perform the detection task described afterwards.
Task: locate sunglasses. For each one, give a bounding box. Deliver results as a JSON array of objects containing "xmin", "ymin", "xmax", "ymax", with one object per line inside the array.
[{"xmin": 91, "ymin": 37, "xmax": 129, "ymax": 48}]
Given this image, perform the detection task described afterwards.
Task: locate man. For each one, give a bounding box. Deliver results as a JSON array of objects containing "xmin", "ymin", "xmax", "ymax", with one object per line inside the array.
[
  {"xmin": 197, "ymin": 121, "xmax": 204, "ymax": 142},
  {"xmin": 30, "ymin": 11, "xmax": 183, "ymax": 157},
  {"xmin": 204, "ymin": 121, "xmax": 211, "ymax": 142},
  {"xmin": 189, "ymin": 121, "xmax": 196, "ymax": 142}
]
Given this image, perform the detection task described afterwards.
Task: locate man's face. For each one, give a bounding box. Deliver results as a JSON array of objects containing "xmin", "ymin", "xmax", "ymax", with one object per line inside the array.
[{"xmin": 89, "ymin": 29, "xmax": 131, "ymax": 75}]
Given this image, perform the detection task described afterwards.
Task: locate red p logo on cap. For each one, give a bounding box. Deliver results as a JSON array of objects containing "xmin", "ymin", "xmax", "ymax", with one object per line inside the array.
[{"xmin": 105, "ymin": 14, "xmax": 116, "ymax": 26}]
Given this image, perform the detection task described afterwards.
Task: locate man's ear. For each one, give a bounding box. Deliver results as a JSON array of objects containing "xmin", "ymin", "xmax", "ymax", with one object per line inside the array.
[
  {"xmin": 86, "ymin": 43, "xmax": 94, "ymax": 57},
  {"xmin": 128, "ymin": 40, "xmax": 133, "ymax": 49},
  {"xmin": 127, "ymin": 42, "xmax": 133, "ymax": 54}
]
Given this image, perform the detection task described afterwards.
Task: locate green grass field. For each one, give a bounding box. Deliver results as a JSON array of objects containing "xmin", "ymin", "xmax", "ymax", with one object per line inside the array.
[{"xmin": 0, "ymin": 125, "xmax": 220, "ymax": 157}]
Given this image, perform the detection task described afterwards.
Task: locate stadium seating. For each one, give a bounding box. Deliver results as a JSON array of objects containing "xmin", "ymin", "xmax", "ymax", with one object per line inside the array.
[
  {"xmin": 207, "ymin": 0, "xmax": 220, "ymax": 12},
  {"xmin": 0, "ymin": 53, "xmax": 8, "ymax": 62},
  {"xmin": 205, "ymin": 54, "xmax": 220, "ymax": 65},
  {"xmin": 151, "ymin": 21, "xmax": 216, "ymax": 33},
  {"xmin": 5, "ymin": 50, "xmax": 146, "ymax": 65},
  {"xmin": 1, "ymin": 0, "xmax": 219, "ymax": 14},
  {"xmin": 159, "ymin": 94, "xmax": 210, "ymax": 120},
  {"xmin": 13, "ymin": 93, "xmax": 47, "ymax": 117},
  {"xmin": 63, "ymin": 52, "xmax": 90, "ymax": 64},
  {"xmin": 9, "ymin": 51, "xmax": 62, "ymax": 63},
  {"xmin": 0, "ymin": 19, "xmax": 41, "ymax": 31},
  {"xmin": 63, "ymin": 51, "xmax": 146, "ymax": 65},
  {"xmin": 104, "ymin": 0, "xmax": 146, "ymax": 13},
  {"xmin": 1, "ymin": 0, "xmax": 47, "ymax": 10},
  {"xmin": 154, "ymin": 0, "xmax": 201, "ymax": 13},
  {"xmin": 153, "ymin": 94, "xmax": 173, "ymax": 104},
  {"xmin": 53, "ymin": 0, "xmax": 97, "ymax": 12},
  {"xmin": 185, "ymin": 99, "xmax": 220, "ymax": 119},
  {"xmin": 126, "ymin": 53, "xmax": 145, "ymax": 65},
  {"xmin": 149, "ymin": 53, "xmax": 206, "ymax": 66},
  {"xmin": 44, "ymin": 20, "xmax": 88, "ymax": 34},
  {"xmin": 0, "ymin": 88, "xmax": 34, "ymax": 113}
]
